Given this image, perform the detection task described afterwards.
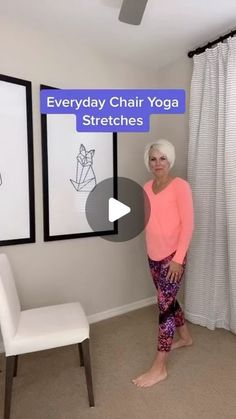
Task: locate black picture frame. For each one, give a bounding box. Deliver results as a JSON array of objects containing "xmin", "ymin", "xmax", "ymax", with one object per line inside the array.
[
  {"xmin": 40, "ymin": 84, "xmax": 117, "ymax": 241},
  {"xmin": 0, "ymin": 74, "xmax": 35, "ymax": 246}
]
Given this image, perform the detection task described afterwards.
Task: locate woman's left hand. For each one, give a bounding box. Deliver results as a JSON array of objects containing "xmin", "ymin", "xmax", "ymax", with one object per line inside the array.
[{"xmin": 167, "ymin": 260, "xmax": 183, "ymax": 283}]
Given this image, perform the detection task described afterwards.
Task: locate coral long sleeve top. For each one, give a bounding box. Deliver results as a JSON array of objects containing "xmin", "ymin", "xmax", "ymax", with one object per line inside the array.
[{"xmin": 143, "ymin": 177, "xmax": 194, "ymax": 264}]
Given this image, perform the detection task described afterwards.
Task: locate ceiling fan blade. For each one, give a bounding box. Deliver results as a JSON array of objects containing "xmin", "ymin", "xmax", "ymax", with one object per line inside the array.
[{"xmin": 119, "ymin": 0, "xmax": 148, "ymax": 25}]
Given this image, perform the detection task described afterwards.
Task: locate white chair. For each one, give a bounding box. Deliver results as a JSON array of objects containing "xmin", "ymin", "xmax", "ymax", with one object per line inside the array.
[{"xmin": 0, "ymin": 253, "xmax": 94, "ymax": 419}]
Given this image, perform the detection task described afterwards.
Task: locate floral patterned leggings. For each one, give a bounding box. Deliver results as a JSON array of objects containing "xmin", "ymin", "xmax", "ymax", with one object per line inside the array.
[{"xmin": 148, "ymin": 252, "xmax": 186, "ymax": 352}]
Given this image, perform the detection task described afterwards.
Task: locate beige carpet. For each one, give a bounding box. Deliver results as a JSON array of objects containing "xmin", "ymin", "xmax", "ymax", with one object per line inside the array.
[{"xmin": 0, "ymin": 305, "xmax": 236, "ymax": 419}]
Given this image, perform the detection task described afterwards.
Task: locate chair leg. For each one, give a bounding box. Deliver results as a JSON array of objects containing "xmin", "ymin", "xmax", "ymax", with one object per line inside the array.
[
  {"xmin": 4, "ymin": 356, "xmax": 15, "ymax": 419},
  {"xmin": 78, "ymin": 343, "xmax": 84, "ymax": 367},
  {"xmin": 13, "ymin": 355, "xmax": 18, "ymax": 377},
  {"xmin": 81, "ymin": 339, "xmax": 95, "ymax": 407}
]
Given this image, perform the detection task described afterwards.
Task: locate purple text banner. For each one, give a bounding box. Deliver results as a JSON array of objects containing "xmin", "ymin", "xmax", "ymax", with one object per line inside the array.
[{"xmin": 40, "ymin": 89, "xmax": 185, "ymax": 132}]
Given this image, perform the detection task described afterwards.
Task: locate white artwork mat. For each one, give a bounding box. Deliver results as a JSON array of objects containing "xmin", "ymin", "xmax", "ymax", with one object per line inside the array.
[
  {"xmin": 44, "ymin": 114, "xmax": 115, "ymax": 237},
  {"xmin": 0, "ymin": 77, "xmax": 34, "ymax": 244}
]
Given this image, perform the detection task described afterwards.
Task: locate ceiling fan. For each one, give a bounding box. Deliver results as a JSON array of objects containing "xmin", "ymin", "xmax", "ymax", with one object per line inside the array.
[{"xmin": 119, "ymin": 0, "xmax": 148, "ymax": 25}]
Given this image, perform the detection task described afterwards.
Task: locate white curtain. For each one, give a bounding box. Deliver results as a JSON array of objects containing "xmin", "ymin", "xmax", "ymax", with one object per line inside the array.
[{"xmin": 185, "ymin": 37, "xmax": 236, "ymax": 333}]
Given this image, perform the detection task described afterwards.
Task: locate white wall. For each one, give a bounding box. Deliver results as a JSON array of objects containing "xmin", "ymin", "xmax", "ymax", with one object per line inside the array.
[
  {"xmin": 0, "ymin": 15, "xmax": 192, "ymax": 320},
  {"xmin": 150, "ymin": 56, "xmax": 193, "ymax": 178}
]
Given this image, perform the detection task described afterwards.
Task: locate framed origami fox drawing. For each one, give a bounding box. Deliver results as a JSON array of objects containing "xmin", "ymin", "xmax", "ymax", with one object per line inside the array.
[
  {"xmin": 70, "ymin": 144, "xmax": 97, "ymax": 193},
  {"xmin": 41, "ymin": 85, "xmax": 117, "ymax": 241}
]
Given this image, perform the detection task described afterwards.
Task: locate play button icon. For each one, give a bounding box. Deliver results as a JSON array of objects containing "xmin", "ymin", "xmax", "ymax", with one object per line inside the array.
[
  {"xmin": 108, "ymin": 198, "xmax": 131, "ymax": 222},
  {"xmin": 85, "ymin": 177, "xmax": 151, "ymax": 242}
]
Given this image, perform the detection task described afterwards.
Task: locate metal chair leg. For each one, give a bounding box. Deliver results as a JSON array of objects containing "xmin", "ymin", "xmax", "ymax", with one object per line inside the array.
[
  {"xmin": 81, "ymin": 339, "xmax": 95, "ymax": 407},
  {"xmin": 4, "ymin": 356, "xmax": 15, "ymax": 419},
  {"xmin": 78, "ymin": 343, "xmax": 84, "ymax": 367}
]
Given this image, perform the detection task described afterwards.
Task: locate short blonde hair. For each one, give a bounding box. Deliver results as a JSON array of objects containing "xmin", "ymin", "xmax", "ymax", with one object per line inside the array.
[{"xmin": 144, "ymin": 139, "xmax": 175, "ymax": 172}]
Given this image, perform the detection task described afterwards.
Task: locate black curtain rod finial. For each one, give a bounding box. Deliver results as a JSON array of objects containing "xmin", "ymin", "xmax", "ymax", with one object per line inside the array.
[
  {"xmin": 188, "ymin": 47, "xmax": 202, "ymax": 58},
  {"xmin": 188, "ymin": 28, "xmax": 236, "ymax": 58}
]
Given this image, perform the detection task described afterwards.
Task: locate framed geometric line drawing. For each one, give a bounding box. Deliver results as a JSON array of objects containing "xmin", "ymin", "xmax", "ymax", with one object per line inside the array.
[
  {"xmin": 40, "ymin": 85, "xmax": 117, "ymax": 241},
  {"xmin": 0, "ymin": 74, "xmax": 35, "ymax": 246}
]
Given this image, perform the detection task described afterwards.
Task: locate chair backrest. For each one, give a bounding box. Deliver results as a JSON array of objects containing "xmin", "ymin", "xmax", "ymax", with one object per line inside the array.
[{"xmin": 0, "ymin": 254, "xmax": 21, "ymax": 349}]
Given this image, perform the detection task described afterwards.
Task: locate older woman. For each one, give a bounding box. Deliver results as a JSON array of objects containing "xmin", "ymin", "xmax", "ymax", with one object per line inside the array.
[{"xmin": 133, "ymin": 139, "xmax": 194, "ymax": 388}]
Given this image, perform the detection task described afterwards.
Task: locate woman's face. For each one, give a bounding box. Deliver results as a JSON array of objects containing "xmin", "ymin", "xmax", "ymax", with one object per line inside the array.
[{"xmin": 149, "ymin": 148, "xmax": 170, "ymax": 177}]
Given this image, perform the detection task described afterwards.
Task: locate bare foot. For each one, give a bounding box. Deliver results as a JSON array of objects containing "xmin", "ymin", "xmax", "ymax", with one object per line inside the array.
[
  {"xmin": 132, "ymin": 368, "xmax": 167, "ymax": 388},
  {"xmin": 171, "ymin": 338, "xmax": 193, "ymax": 350}
]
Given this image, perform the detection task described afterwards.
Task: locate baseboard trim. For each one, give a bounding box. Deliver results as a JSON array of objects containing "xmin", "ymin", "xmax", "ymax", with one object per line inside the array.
[{"xmin": 88, "ymin": 295, "xmax": 156, "ymax": 324}]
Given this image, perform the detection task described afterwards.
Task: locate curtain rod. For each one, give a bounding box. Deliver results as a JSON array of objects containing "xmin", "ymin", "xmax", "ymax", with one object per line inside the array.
[{"xmin": 188, "ymin": 29, "xmax": 236, "ymax": 58}]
